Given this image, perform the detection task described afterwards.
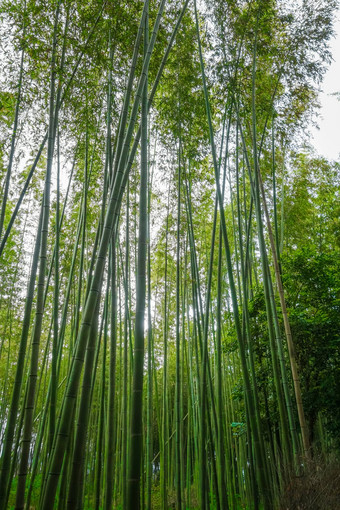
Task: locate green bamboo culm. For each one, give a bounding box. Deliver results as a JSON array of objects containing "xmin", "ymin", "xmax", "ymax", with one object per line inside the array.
[
  {"xmin": 0, "ymin": 198, "xmax": 43, "ymax": 509},
  {"xmin": 0, "ymin": 1, "xmax": 102, "ymax": 257},
  {"xmin": 40, "ymin": 2, "xmax": 156, "ymax": 503},
  {"xmin": 194, "ymin": 2, "xmax": 272, "ymax": 508},
  {"xmin": 0, "ymin": 1, "xmax": 336, "ymax": 509},
  {"xmin": 15, "ymin": 4, "xmax": 61, "ymax": 508},
  {"xmin": 127, "ymin": 2, "xmax": 149, "ymax": 508},
  {"xmin": 0, "ymin": 3, "xmax": 26, "ymax": 242},
  {"xmin": 175, "ymin": 136, "xmax": 183, "ymax": 510}
]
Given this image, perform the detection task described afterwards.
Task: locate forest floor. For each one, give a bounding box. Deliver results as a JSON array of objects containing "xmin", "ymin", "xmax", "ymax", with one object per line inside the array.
[{"xmin": 280, "ymin": 455, "xmax": 340, "ymax": 509}]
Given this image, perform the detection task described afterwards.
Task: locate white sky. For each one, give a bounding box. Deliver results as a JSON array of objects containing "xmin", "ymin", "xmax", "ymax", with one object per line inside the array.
[{"xmin": 310, "ymin": 16, "xmax": 340, "ymax": 161}]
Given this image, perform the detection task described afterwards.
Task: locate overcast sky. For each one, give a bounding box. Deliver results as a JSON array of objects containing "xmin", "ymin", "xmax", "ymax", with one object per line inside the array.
[{"xmin": 309, "ymin": 16, "xmax": 340, "ymax": 161}]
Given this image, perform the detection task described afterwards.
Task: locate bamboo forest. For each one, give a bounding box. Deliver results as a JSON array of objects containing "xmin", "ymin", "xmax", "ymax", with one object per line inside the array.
[{"xmin": 1, "ymin": 0, "xmax": 340, "ymax": 508}]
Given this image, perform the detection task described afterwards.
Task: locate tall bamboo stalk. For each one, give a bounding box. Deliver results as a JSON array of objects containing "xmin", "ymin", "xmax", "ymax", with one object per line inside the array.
[
  {"xmin": 127, "ymin": 3, "xmax": 149, "ymax": 507},
  {"xmin": 15, "ymin": 4, "xmax": 61, "ymax": 507}
]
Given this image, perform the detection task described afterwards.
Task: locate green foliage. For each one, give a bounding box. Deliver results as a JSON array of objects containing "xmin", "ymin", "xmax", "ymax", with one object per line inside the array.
[
  {"xmin": 0, "ymin": 0, "xmax": 339, "ymax": 508},
  {"xmin": 283, "ymin": 246, "xmax": 340, "ymax": 444},
  {"xmin": 283, "ymin": 153, "xmax": 340, "ymax": 251},
  {"xmin": 0, "ymin": 91, "xmax": 16, "ymax": 126}
]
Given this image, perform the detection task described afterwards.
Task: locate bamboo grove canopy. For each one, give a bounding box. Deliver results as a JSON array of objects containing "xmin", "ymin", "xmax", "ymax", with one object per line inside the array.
[{"xmin": 0, "ymin": 0, "xmax": 339, "ymax": 509}]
